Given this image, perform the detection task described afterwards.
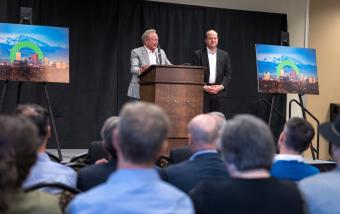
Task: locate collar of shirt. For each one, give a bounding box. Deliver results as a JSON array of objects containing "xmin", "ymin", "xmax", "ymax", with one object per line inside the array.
[
  {"xmin": 108, "ymin": 168, "xmax": 160, "ymax": 183},
  {"xmin": 144, "ymin": 46, "xmax": 158, "ymax": 65},
  {"xmin": 37, "ymin": 152, "xmax": 51, "ymax": 162},
  {"xmin": 207, "ymin": 47, "xmax": 217, "ymax": 54},
  {"xmin": 189, "ymin": 149, "xmax": 218, "ymax": 161},
  {"xmin": 274, "ymin": 154, "xmax": 304, "ymax": 162},
  {"xmin": 144, "ymin": 46, "xmax": 157, "ymax": 54}
]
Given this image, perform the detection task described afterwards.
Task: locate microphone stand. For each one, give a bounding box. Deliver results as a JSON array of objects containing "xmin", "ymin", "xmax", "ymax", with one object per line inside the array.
[{"xmin": 157, "ymin": 45, "xmax": 162, "ymax": 65}]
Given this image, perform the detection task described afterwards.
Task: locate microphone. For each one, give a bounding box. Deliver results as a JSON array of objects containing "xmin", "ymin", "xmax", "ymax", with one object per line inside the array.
[{"xmin": 157, "ymin": 45, "xmax": 162, "ymax": 65}]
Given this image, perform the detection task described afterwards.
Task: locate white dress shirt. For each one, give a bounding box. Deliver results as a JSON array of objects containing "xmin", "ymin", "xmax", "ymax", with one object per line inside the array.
[
  {"xmin": 145, "ymin": 46, "xmax": 158, "ymax": 65},
  {"xmin": 273, "ymin": 154, "xmax": 304, "ymax": 162},
  {"xmin": 207, "ymin": 47, "xmax": 217, "ymax": 84}
]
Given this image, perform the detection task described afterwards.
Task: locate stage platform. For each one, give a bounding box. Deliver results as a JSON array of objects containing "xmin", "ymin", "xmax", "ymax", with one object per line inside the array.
[
  {"xmin": 47, "ymin": 149, "xmax": 337, "ymax": 172},
  {"xmin": 47, "ymin": 149, "xmax": 87, "ymax": 163}
]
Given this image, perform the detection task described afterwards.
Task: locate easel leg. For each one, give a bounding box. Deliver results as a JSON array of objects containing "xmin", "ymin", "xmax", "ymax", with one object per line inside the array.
[
  {"xmin": 268, "ymin": 94, "xmax": 277, "ymax": 128},
  {"xmin": 43, "ymin": 83, "xmax": 63, "ymax": 161},
  {"xmin": 0, "ymin": 80, "xmax": 8, "ymax": 113},
  {"xmin": 16, "ymin": 82, "xmax": 22, "ymax": 105},
  {"xmin": 298, "ymin": 94, "xmax": 316, "ymax": 160}
]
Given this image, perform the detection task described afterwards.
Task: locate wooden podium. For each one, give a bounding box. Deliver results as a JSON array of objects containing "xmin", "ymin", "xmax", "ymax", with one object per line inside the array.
[{"xmin": 140, "ymin": 65, "xmax": 205, "ymax": 152}]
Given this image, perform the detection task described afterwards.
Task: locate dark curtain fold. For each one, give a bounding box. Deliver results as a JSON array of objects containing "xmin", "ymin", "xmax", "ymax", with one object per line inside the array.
[{"xmin": 0, "ymin": 0, "xmax": 287, "ymax": 148}]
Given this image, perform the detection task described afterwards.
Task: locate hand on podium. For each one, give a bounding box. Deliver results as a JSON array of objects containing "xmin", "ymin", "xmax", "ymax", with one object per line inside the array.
[{"xmin": 139, "ymin": 65, "xmax": 149, "ymax": 74}]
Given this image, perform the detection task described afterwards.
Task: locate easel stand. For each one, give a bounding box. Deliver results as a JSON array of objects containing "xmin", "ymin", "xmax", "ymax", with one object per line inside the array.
[
  {"xmin": 43, "ymin": 83, "xmax": 63, "ymax": 161},
  {"xmin": 0, "ymin": 80, "xmax": 8, "ymax": 113},
  {"xmin": 0, "ymin": 81, "xmax": 63, "ymax": 161},
  {"xmin": 267, "ymin": 93, "xmax": 283, "ymax": 128},
  {"xmin": 289, "ymin": 93, "xmax": 320, "ymax": 160}
]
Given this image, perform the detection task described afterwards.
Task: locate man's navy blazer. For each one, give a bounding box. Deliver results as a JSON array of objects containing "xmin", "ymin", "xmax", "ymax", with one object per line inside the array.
[
  {"xmin": 77, "ymin": 159, "xmax": 117, "ymax": 191},
  {"xmin": 160, "ymin": 152, "xmax": 229, "ymax": 193}
]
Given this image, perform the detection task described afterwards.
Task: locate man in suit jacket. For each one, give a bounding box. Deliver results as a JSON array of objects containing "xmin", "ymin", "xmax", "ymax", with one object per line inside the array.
[
  {"xmin": 77, "ymin": 116, "xmax": 119, "ymax": 191},
  {"xmin": 193, "ymin": 29, "xmax": 232, "ymax": 112},
  {"xmin": 160, "ymin": 113, "xmax": 229, "ymax": 193},
  {"xmin": 128, "ymin": 29, "xmax": 172, "ymax": 99}
]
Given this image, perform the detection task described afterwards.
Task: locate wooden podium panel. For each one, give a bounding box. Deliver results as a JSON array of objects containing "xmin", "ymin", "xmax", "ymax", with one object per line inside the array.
[{"xmin": 140, "ymin": 65, "xmax": 205, "ymax": 152}]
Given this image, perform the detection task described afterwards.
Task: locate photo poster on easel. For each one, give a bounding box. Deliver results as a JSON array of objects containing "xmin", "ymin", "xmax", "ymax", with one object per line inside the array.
[
  {"xmin": 0, "ymin": 23, "xmax": 69, "ymax": 83},
  {"xmin": 255, "ymin": 44, "xmax": 319, "ymax": 95}
]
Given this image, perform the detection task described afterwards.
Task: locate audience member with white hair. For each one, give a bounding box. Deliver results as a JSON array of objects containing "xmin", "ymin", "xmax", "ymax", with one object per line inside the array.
[{"xmin": 160, "ymin": 113, "xmax": 229, "ymax": 193}]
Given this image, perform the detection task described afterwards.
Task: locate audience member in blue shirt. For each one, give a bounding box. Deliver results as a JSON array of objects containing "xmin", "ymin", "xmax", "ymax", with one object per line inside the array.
[
  {"xmin": 67, "ymin": 102, "xmax": 194, "ymax": 214},
  {"xmin": 17, "ymin": 104, "xmax": 77, "ymax": 193},
  {"xmin": 271, "ymin": 117, "xmax": 319, "ymax": 181}
]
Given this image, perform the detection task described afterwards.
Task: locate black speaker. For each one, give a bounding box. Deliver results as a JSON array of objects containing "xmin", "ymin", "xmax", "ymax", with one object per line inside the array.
[
  {"xmin": 329, "ymin": 103, "xmax": 340, "ymax": 155},
  {"xmin": 330, "ymin": 103, "xmax": 340, "ymax": 121},
  {"xmin": 280, "ymin": 31, "xmax": 289, "ymax": 46},
  {"xmin": 20, "ymin": 7, "xmax": 32, "ymax": 24}
]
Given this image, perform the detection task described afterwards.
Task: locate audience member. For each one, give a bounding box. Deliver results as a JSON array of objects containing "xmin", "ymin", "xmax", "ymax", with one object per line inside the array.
[
  {"xmin": 67, "ymin": 102, "xmax": 194, "ymax": 213},
  {"xmin": 299, "ymin": 115, "xmax": 340, "ymax": 214},
  {"xmin": 168, "ymin": 111, "xmax": 226, "ymax": 164},
  {"xmin": 160, "ymin": 113, "xmax": 228, "ymax": 193},
  {"xmin": 0, "ymin": 115, "xmax": 61, "ymax": 213},
  {"xmin": 190, "ymin": 114, "xmax": 304, "ymax": 214},
  {"xmin": 77, "ymin": 116, "xmax": 119, "ymax": 191},
  {"xmin": 271, "ymin": 117, "xmax": 319, "ymax": 181},
  {"xmin": 17, "ymin": 104, "xmax": 77, "ymax": 193}
]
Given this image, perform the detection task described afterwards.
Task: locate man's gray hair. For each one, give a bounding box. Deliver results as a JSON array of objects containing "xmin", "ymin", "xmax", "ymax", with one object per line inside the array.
[
  {"xmin": 188, "ymin": 114, "xmax": 219, "ymax": 145},
  {"xmin": 208, "ymin": 111, "xmax": 226, "ymax": 133},
  {"xmin": 100, "ymin": 116, "xmax": 119, "ymax": 157},
  {"xmin": 118, "ymin": 101, "xmax": 170, "ymax": 164},
  {"xmin": 220, "ymin": 114, "xmax": 275, "ymax": 171},
  {"xmin": 142, "ymin": 29, "xmax": 157, "ymax": 44}
]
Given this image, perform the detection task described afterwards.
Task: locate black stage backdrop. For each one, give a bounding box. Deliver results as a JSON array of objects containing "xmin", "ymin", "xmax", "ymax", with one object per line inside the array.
[{"xmin": 0, "ymin": 0, "xmax": 287, "ymax": 148}]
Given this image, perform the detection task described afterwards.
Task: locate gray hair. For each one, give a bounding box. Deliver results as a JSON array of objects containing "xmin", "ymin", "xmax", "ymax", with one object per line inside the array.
[
  {"xmin": 142, "ymin": 29, "xmax": 157, "ymax": 44},
  {"xmin": 208, "ymin": 111, "xmax": 226, "ymax": 133},
  {"xmin": 118, "ymin": 101, "xmax": 170, "ymax": 164},
  {"xmin": 188, "ymin": 114, "xmax": 219, "ymax": 145},
  {"xmin": 220, "ymin": 114, "xmax": 275, "ymax": 171},
  {"xmin": 100, "ymin": 116, "xmax": 119, "ymax": 157}
]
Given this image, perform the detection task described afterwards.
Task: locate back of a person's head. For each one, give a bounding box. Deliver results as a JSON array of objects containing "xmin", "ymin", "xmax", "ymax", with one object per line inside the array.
[
  {"xmin": 0, "ymin": 115, "xmax": 39, "ymax": 212},
  {"xmin": 16, "ymin": 104, "xmax": 50, "ymax": 146},
  {"xmin": 118, "ymin": 102, "xmax": 170, "ymax": 164},
  {"xmin": 284, "ymin": 117, "xmax": 315, "ymax": 153},
  {"xmin": 220, "ymin": 114, "xmax": 274, "ymax": 171},
  {"xmin": 188, "ymin": 114, "xmax": 219, "ymax": 145},
  {"xmin": 208, "ymin": 111, "xmax": 226, "ymax": 133},
  {"xmin": 101, "ymin": 116, "xmax": 119, "ymax": 158}
]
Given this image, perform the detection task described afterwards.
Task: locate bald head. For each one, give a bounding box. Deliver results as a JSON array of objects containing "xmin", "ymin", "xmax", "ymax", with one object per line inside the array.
[
  {"xmin": 205, "ymin": 29, "xmax": 219, "ymax": 51},
  {"xmin": 188, "ymin": 114, "xmax": 219, "ymax": 145},
  {"xmin": 208, "ymin": 111, "xmax": 226, "ymax": 133}
]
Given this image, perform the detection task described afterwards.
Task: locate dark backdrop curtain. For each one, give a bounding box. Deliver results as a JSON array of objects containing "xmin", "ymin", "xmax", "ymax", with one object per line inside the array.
[{"xmin": 0, "ymin": 0, "xmax": 287, "ymax": 148}]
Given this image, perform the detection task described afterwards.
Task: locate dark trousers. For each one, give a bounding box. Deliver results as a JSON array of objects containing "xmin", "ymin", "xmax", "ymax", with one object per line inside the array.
[
  {"xmin": 203, "ymin": 93, "xmax": 222, "ymax": 113},
  {"xmin": 128, "ymin": 96, "xmax": 139, "ymax": 102}
]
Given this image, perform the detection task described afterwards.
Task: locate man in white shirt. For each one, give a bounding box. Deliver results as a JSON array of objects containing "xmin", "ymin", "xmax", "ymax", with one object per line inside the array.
[
  {"xmin": 193, "ymin": 29, "xmax": 232, "ymax": 113},
  {"xmin": 128, "ymin": 29, "xmax": 171, "ymax": 99}
]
